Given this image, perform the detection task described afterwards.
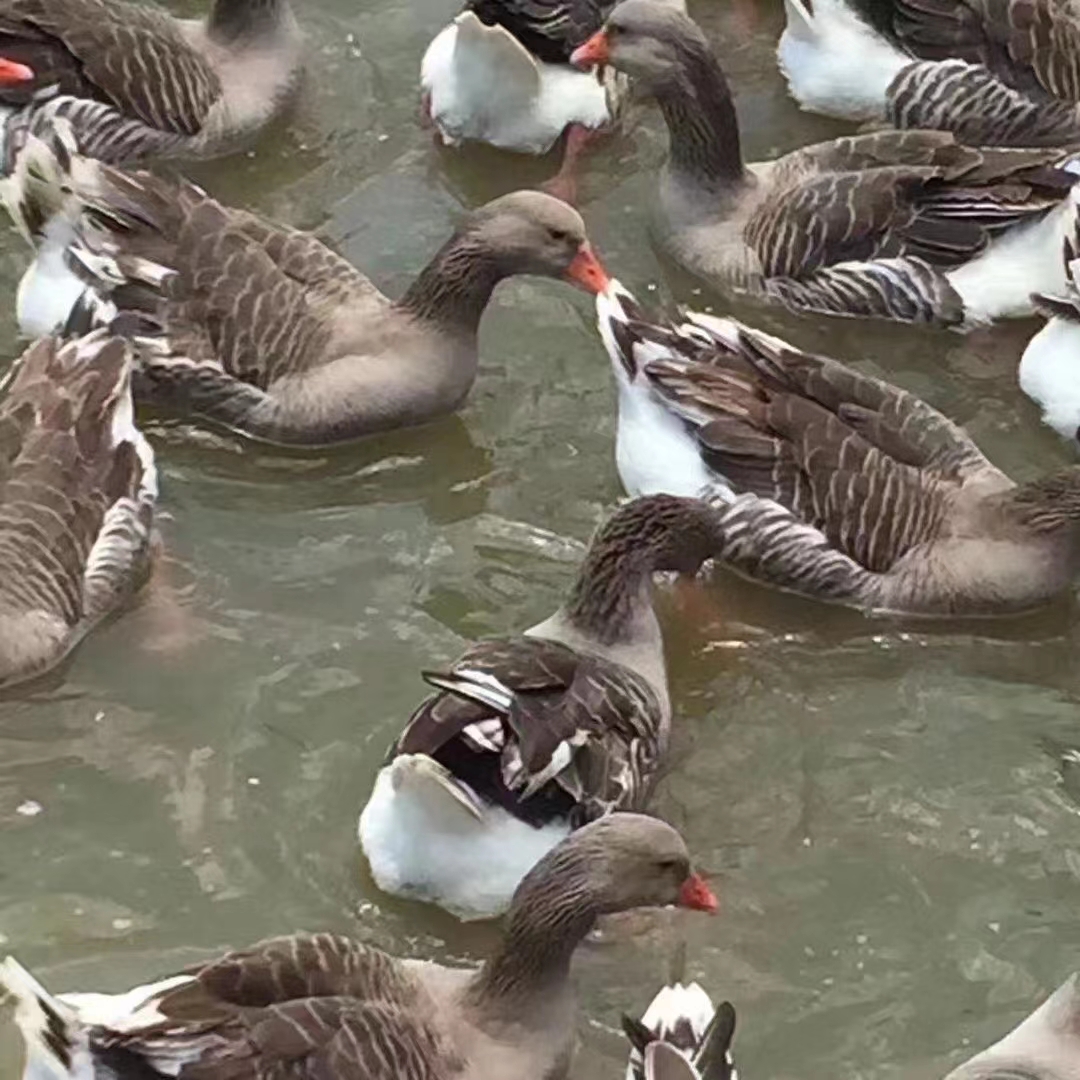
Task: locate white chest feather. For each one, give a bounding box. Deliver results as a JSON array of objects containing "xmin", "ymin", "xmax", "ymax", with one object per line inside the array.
[{"xmin": 1020, "ymin": 315, "xmax": 1080, "ymax": 440}]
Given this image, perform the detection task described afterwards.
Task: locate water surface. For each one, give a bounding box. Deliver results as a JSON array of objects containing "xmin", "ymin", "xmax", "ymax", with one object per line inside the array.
[{"xmin": 1, "ymin": 1, "xmax": 1079, "ymax": 1077}]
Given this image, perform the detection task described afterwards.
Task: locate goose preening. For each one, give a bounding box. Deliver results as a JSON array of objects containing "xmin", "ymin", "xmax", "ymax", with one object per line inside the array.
[
  {"xmin": 0, "ymin": 0, "xmax": 302, "ymax": 170},
  {"xmin": 570, "ymin": 0, "xmax": 1080, "ymax": 328},
  {"xmin": 420, "ymin": 0, "xmax": 628, "ymax": 200},
  {"xmin": 358, "ymin": 494, "xmax": 727, "ymax": 920},
  {"xmin": 623, "ymin": 980, "xmax": 737, "ymax": 1080},
  {"xmin": 779, "ymin": 0, "xmax": 1080, "ymax": 148},
  {"xmin": 0, "ymin": 814, "xmax": 717, "ymax": 1080},
  {"xmin": 1021, "ymin": 190, "xmax": 1080, "ymax": 444},
  {"xmin": 0, "ymin": 330, "xmax": 156, "ymax": 688},
  {"xmin": 596, "ymin": 282, "xmax": 1080, "ymax": 616},
  {"xmin": 944, "ymin": 972, "xmax": 1080, "ymax": 1080},
  {"xmin": 0, "ymin": 126, "xmax": 610, "ymax": 447}
]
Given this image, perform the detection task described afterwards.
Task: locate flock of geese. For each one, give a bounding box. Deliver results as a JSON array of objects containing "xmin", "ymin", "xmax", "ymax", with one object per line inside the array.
[{"xmin": 0, "ymin": 0, "xmax": 1077, "ymax": 1076}]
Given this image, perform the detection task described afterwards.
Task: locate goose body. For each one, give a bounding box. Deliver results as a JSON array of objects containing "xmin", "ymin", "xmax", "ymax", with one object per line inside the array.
[
  {"xmin": 596, "ymin": 282, "xmax": 1080, "ymax": 616},
  {"xmin": 0, "ymin": 330, "xmax": 156, "ymax": 688},
  {"xmin": 572, "ymin": 1, "xmax": 1080, "ymax": 328},
  {"xmin": 0, "ymin": 125, "xmax": 610, "ymax": 448},
  {"xmin": 359, "ymin": 495, "xmax": 727, "ymax": 920},
  {"xmin": 1, "ymin": 816, "xmax": 717, "ymax": 1080},
  {"xmin": 421, "ymin": 10, "xmax": 614, "ymax": 154},
  {"xmin": 0, "ymin": 0, "xmax": 301, "ymax": 169},
  {"xmin": 778, "ymin": 0, "xmax": 1080, "ymax": 147}
]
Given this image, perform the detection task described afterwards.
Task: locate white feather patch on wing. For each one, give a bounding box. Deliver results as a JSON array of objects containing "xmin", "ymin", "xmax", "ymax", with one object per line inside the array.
[{"xmin": 423, "ymin": 668, "xmax": 515, "ymax": 713}]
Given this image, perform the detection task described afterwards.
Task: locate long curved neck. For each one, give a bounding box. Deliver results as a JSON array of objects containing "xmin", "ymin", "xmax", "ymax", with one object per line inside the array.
[
  {"xmin": 208, "ymin": 0, "xmax": 287, "ymax": 44},
  {"xmin": 467, "ymin": 858, "xmax": 597, "ymax": 1014},
  {"xmin": 565, "ymin": 540, "xmax": 656, "ymax": 647},
  {"xmin": 655, "ymin": 39, "xmax": 745, "ymax": 187},
  {"xmin": 396, "ymin": 232, "xmax": 506, "ymax": 334}
]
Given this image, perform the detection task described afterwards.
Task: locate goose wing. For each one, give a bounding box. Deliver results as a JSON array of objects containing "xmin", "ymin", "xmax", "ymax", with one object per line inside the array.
[
  {"xmin": 0, "ymin": 332, "xmax": 154, "ymax": 684},
  {"xmin": 89, "ymin": 933, "xmax": 457, "ymax": 1080},
  {"xmin": 0, "ymin": 0, "xmax": 220, "ymax": 136},
  {"xmin": 466, "ymin": 0, "xmax": 613, "ymax": 62},
  {"xmin": 746, "ymin": 131, "xmax": 1072, "ymax": 323},
  {"xmin": 395, "ymin": 636, "xmax": 665, "ymax": 825},
  {"xmin": 641, "ymin": 317, "xmax": 1005, "ymax": 572},
  {"xmin": 889, "ymin": 0, "xmax": 1080, "ymax": 104}
]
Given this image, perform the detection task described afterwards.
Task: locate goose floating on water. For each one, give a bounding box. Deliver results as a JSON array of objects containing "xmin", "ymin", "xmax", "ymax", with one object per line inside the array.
[{"xmin": 359, "ymin": 494, "xmax": 727, "ymax": 920}]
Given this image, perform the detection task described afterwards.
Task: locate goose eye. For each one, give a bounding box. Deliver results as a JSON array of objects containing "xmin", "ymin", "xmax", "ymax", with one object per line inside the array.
[{"xmin": 548, "ymin": 227, "xmax": 570, "ymax": 242}]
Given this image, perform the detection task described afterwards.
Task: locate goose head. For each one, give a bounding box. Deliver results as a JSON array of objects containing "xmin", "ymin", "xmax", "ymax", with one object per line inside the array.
[
  {"xmin": 467, "ymin": 190, "xmax": 610, "ymax": 293},
  {"xmin": 570, "ymin": 0, "xmax": 706, "ymax": 91}
]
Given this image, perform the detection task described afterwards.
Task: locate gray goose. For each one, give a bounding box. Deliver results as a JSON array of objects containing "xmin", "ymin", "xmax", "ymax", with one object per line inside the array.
[
  {"xmin": 0, "ymin": 814, "xmax": 718, "ymax": 1080},
  {"xmin": 0, "ymin": 329, "xmax": 156, "ymax": 688},
  {"xmin": 0, "ymin": 0, "xmax": 301, "ymax": 170},
  {"xmin": 596, "ymin": 284, "xmax": 1080, "ymax": 617},
  {"xmin": 570, "ymin": 0, "xmax": 1080, "ymax": 328},
  {"xmin": 358, "ymin": 494, "xmax": 726, "ymax": 921},
  {"xmin": 779, "ymin": 0, "xmax": 1080, "ymax": 147},
  {"xmin": 1, "ymin": 127, "xmax": 610, "ymax": 447}
]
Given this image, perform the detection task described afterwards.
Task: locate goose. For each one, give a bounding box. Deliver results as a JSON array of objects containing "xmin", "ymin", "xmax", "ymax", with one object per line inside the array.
[
  {"xmin": 778, "ymin": 0, "xmax": 1080, "ymax": 148},
  {"xmin": 1020, "ymin": 189, "xmax": 1080, "ymax": 444},
  {"xmin": 358, "ymin": 494, "xmax": 727, "ymax": 921},
  {"xmin": 0, "ymin": 126, "xmax": 611, "ymax": 448},
  {"xmin": 0, "ymin": 329, "xmax": 156, "ymax": 688},
  {"xmin": 943, "ymin": 972, "xmax": 1080, "ymax": 1080},
  {"xmin": 623, "ymin": 979, "xmax": 737, "ymax": 1080},
  {"xmin": 0, "ymin": 0, "xmax": 301, "ymax": 170},
  {"xmin": 570, "ymin": 0, "xmax": 1080, "ymax": 328},
  {"xmin": 420, "ymin": 0, "xmax": 630, "ymax": 200},
  {"xmin": 0, "ymin": 814, "xmax": 718, "ymax": 1080},
  {"xmin": 595, "ymin": 281, "xmax": 1080, "ymax": 616}
]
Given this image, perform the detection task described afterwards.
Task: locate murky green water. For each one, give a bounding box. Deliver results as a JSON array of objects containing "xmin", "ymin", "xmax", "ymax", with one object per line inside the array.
[{"xmin": 1, "ymin": 1, "xmax": 1079, "ymax": 1076}]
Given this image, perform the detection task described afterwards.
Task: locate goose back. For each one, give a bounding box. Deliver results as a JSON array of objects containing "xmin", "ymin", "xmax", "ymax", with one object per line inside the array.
[
  {"xmin": 466, "ymin": 0, "xmax": 614, "ymax": 63},
  {"xmin": 0, "ymin": 331, "xmax": 155, "ymax": 686}
]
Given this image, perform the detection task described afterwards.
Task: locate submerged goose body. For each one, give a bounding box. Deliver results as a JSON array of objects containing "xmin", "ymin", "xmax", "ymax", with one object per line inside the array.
[
  {"xmin": 359, "ymin": 495, "xmax": 726, "ymax": 920},
  {"xmin": 0, "ymin": 330, "xmax": 156, "ymax": 687},
  {"xmin": 597, "ymin": 283, "xmax": 1080, "ymax": 616},
  {"xmin": 1, "ymin": 816, "xmax": 717, "ymax": 1080},
  {"xmin": 422, "ymin": 4, "xmax": 618, "ymax": 155},
  {"xmin": 0, "ymin": 0, "xmax": 301, "ymax": 169},
  {"xmin": 0, "ymin": 126, "xmax": 610, "ymax": 447},
  {"xmin": 779, "ymin": 0, "xmax": 1080, "ymax": 147},
  {"xmin": 572, "ymin": 0, "xmax": 1080, "ymax": 328}
]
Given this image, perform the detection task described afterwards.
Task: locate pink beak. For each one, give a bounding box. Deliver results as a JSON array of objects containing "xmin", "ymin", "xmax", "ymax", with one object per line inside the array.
[
  {"xmin": 678, "ymin": 872, "xmax": 719, "ymax": 914},
  {"xmin": 0, "ymin": 58, "xmax": 35, "ymax": 86},
  {"xmin": 564, "ymin": 243, "xmax": 612, "ymax": 294},
  {"xmin": 570, "ymin": 30, "xmax": 610, "ymax": 70}
]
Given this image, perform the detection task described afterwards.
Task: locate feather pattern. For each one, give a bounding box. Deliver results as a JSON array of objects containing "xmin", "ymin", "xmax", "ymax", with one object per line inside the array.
[
  {"xmin": 0, "ymin": 0, "xmax": 301, "ymax": 168},
  {"xmin": 595, "ymin": 281, "xmax": 1080, "ymax": 615},
  {"xmin": 467, "ymin": 0, "xmax": 615, "ymax": 63},
  {"xmin": 780, "ymin": 0, "xmax": 1080, "ymax": 145},
  {"xmin": 599, "ymin": 3, "xmax": 1079, "ymax": 327},
  {"xmin": 0, "ymin": 329, "xmax": 155, "ymax": 687}
]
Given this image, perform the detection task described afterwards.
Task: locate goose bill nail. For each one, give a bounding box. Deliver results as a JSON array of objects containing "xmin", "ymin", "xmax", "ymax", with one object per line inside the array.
[
  {"xmin": 678, "ymin": 873, "xmax": 718, "ymax": 913},
  {"xmin": 566, "ymin": 245, "xmax": 611, "ymax": 294},
  {"xmin": 0, "ymin": 58, "xmax": 33, "ymax": 84},
  {"xmin": 570, "ymin": 31, "xmax": 608, "ymax": 69}
]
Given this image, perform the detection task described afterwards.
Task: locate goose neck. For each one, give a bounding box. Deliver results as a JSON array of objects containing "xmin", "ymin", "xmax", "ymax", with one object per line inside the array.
[
  {"xmin": 655, "ymin": 42, "xmax": 745, "ymax": 188},
  {"xmin": 396, "ymin": 231, "xmax": 505, "ymax": 334},
  {"xmin": 208, "ymin": 0, "xmax": 288, "ymax": 44},
  {"xmin": 467, "ymin": 865, "xmax": 598, "ymax": 1014}
]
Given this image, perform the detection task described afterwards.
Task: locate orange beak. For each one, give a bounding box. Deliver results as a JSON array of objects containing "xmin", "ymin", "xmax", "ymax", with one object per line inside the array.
[
  {"xmin": 570, "ymin": 30, "xmax": 610, "ymax": 70},
  {"xmin": 565, "ymin": 243, "xmax": 611, "ymax": 294},
  {"xmin": 0, "ymin": 58, "xmax": 34, "ymax": 85},
  {"xmin": 678, "ymin": 872, "xmax": 719, "ymax": 914}
]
